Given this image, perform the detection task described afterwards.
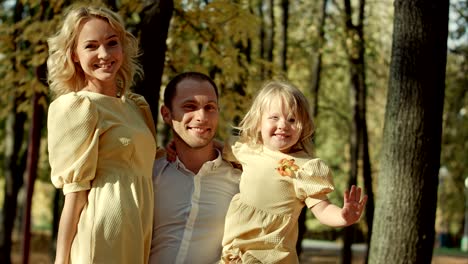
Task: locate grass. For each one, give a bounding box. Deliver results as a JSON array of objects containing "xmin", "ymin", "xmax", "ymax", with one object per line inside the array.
[
  {"xmin": 434, "ymin": 247, "xmax": 468, "ymax": 257},
  {"xmin": 0, "ymin": 178, "xmax": 55, "ymax": 233}
]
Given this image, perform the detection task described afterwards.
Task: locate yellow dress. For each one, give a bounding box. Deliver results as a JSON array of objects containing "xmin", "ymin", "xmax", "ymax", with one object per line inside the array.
[
  {"xmin": 47, "ymin": 91, "xmax": 157, "ymax": 264},
  {"xmin": 221, "ymin": 142, "xmax": 335, "ymax": 264}
]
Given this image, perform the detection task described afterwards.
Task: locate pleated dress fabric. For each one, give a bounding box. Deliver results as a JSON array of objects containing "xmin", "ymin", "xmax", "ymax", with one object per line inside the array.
[
  {"xmin": 221, "ymin": 142, "xmax": 335, "ymax": 264},
  {"xmin": 47, "ymin": 91, "xmax": 157, "ymax": 264}
]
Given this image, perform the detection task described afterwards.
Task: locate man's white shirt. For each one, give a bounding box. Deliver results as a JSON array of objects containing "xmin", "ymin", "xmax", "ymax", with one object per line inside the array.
[{"xmin": 150, "ymin": 150, "xmax": 240, "ymax": 264}]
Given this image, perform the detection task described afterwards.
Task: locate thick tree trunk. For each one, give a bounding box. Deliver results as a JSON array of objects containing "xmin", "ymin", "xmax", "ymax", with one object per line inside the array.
[
  {"xmin": 369, "ymin": 0, "xmax": 449, "ymax": 263},
  {"xmin": 136, "ymin": 0, "xmax": 174, "ymax": 122}
]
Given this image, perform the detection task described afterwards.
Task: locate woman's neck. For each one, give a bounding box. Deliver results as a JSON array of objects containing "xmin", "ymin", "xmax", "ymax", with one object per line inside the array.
[{"xmin": 83, "ymin": 80, "xmax": 119, "ymax": 97}]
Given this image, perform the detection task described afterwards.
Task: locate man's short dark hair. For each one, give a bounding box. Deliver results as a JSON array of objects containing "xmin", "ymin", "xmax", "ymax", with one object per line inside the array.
[{"xmin": 163, "ymin": 72, "xmax": 219, "ymax": 109}]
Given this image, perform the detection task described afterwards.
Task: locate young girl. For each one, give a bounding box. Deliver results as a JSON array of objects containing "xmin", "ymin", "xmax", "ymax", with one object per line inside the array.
[
  {"xmin": 47, "ymin": 5, "xmax": 156, "ymax": 264},
  {"xmin": 221, "ymin": 80, "xmax": 367, "ymax": 263}
]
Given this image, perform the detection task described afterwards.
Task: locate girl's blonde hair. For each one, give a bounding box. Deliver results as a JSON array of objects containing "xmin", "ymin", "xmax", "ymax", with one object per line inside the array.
[
  {"xmin": 47, "ymin": 4, "xmax": 142, "ymax": 98},
  {"xmin": 237, "ymin": 80, "xmax": 315, "ymax": 154}
]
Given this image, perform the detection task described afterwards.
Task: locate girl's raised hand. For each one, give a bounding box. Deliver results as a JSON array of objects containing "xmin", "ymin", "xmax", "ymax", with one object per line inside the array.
[{"xmin": 341, "ymin": 185, "xmax": 367, "ymax": 225}]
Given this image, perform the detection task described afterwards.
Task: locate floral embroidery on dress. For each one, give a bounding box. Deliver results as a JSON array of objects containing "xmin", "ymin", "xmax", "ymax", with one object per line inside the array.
[{"xmin": 276, "ymin": 158, "xmax": 299, "ymax": 177}]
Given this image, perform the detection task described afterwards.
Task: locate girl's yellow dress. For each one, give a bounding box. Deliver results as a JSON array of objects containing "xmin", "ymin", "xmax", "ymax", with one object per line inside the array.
[
  {"xmin": 221, "ymin": 142, "xmax": 335, "ymax": 264},
  {"xmin": 48, "ymin": 91, "xmax": 157, "ymax": 264}
]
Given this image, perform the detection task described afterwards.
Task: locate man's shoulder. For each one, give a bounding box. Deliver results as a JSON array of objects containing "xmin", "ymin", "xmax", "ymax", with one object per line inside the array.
[
  {"xmin": 153, "ymin": 156, "xmax": 171, "ymax": 180},
  {"xmin": 154, "ymin": 156, "xmax": 170, "ymax": 169}
]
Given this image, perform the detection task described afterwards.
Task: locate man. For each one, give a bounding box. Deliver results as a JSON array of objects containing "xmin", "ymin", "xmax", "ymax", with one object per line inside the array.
[{"xmin": 150, "ymin": 72, "xmax": 241, "ymax": 264}]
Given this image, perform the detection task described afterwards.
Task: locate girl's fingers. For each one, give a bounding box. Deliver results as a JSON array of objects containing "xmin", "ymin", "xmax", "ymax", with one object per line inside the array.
[
  {"xmin": 344, "ymin": 189, "xmax": 350, "ymax": 203},
  {"xmin": 355, "ymin": 186, "xmax": 362, "ymax": 202},
  {"xmin": 348, "ymin": 185, "xmax": 355, "ymax": 201},
  {"xmin": 360, "ymin": 194, "xmax": 368, "ymax": 207}
]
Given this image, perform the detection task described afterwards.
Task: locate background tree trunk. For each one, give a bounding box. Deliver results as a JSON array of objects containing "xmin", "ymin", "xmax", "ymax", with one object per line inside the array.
[
  {"xmin": 280, "ymin": 0, "xmax": 289, "ymax": 73},
  {"xmin": 258, "ymin": 0, "xmax": 266, "ymax": 79},
  {"xmin": 309, "ymin": 0, "xmax": 328, "ymax": 118},
  {"xmin": 0, "ymin": 1, "xmax": 27, "ymax": 263},
  {"xmin": 369, "ymin": 0, "xmax": 449, "ymax": 263},
  {"xmin": 0, "ymin": 99, "xmax": 27, "ymax": 264},
  {"xmin": 266, "ymin": 0, "xmax": 275, "ymax": 78},
  {"xmin": 21, "ymin": 92, "xmax": 45, "ymax": 264},
  {"xmin": 341, "ymin": 0, "xmax": 370, "ymax": 262},
  {"xmin": 297, "ymin": 0, "xmax": 329, "ymax": 257},
  {"xmin": 136, "ymin": 0, "xmax": 174, "ymax": 122}
]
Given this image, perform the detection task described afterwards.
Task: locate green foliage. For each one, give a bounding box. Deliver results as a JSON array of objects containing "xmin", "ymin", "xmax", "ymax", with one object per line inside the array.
[
  {"xmin": 164, "ymin": 0, "xmax": 263, "ymax": 140},
  {"xmin": 437, "ymin": 49, "xmax": 468, "ymax": 237},
  {"xmin": 434, "ymin": 0, "xmax": 468, "ymax": 241},
  {"xmin": 0, "ymin": 0, "xmax": 465, "ymax": 246}
]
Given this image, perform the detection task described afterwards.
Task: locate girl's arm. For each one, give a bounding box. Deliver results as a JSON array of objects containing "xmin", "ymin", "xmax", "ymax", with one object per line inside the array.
[
  {"xmin": 54, "ymin": 190, "xmax": 88, "ymax": 264},
  {"xmin": 310, "ymin": 185, "xmax": 367, "ymax": 227}
]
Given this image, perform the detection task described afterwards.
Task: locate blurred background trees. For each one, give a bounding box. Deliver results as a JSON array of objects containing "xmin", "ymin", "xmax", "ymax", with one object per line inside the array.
[{"xmin": 0, "ymin": 0, "xmax": 465, "ymax": 263}]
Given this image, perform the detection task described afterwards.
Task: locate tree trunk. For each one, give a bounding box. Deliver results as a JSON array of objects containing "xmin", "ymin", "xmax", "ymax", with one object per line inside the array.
[
  {"xmin": 136, "ymin": 0, "xmax": 174, "ymax": 122},
  {"xmin": 266, "ymin": 0, "xmax": 275, "ymax": 78},
  {"xmin": 297, "ymin": 0, "xmax": 329, "ymax": 257},
  {"xmin": 258, "ymin": 0, "xmax": 266, "ymax": 79},
  {"xmin": 280, "ymin": 0, "xmax": 289, "ymax": 72},
  {"xmin": 0, "ymin": 2, "xmax": 27, "ymax": 263},
  {"xmin": 341, "ymin": 0, "xmax": 369, "ymax": 262},
  {"xmin": 0, "ymin": 97, "xmax": 27, "ymax": 264},
  {"xmin": 21, "ymin": 92, "xmax": 45, "ymax": 264},
  {"xmin": 361, "ymin": 119, "xmax": 374, "ymax": 264},
  {"xmin": 369, "ymin": 0, "xmax": 449, "ymax": 263},
  {"xmin": 309, "ymin": 0, "xmax": 328, "ymax": 118}
]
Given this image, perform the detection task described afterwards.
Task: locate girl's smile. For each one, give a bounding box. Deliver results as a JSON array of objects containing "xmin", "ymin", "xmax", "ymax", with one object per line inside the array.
[{"xmin": 260, "ymin": 100, "xmax": 301, "ymax": 153}]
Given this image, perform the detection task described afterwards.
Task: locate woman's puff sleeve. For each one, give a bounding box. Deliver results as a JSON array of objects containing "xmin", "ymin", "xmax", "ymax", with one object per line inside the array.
[
  {"xmin": 294, "ymin": 158, "xmax": 335, "ymax": 208},
  {"xmin": 47, "ymin": 93, "xmax": 99, "ymax": 195}
]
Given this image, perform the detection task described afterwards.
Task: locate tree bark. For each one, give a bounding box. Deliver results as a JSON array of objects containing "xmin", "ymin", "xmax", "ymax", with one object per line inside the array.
[
  {"xmin": 297, "ymin": 0, "xmax": 329, "ymax": 257},
  {"xmin": 310, "ymin": 0, "xmax": 328, "ymax": 118},
  {"xmin": 266, "ymin": 0, "xmax": 275, "ymax": 78},
  {"xmin": 341, "ymin": 0, "xmax": 370, "ymax": 262},
  {"xmin": 280, "ymin": 0, "xmax": 289, "ymax": 72},
  {"xmin": 369, "ymin": 0, "xmax": 449, "ymax": 263},
  {"xmin": 136, "ymin": 0, "xmax": 174, "ymax": 122},
  {"xmin": 0, "ymin": 2, "xmax": 27, "ymax": 263},
  {"xmin": 21, "ymin": 92, "xmax": 44, "ymax": 264},
  {"xmin": 0, "ymin": 99, "xmax": 27, "ymax": 264},
  {"xmin": 258, "ymin": 0, "xmax": 266, "ymax": 79}
]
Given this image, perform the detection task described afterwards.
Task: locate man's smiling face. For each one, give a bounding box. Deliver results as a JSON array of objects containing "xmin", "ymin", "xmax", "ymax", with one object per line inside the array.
[{"xmin": 162, "ymin": 78, "xmax": 219, "ymax": 149}]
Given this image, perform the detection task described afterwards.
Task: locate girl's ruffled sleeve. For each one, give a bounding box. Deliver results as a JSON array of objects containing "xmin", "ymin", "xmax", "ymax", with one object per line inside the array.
[
  {"xmin": 294, "ymin": 158, "xmax": 335, "ymax": 208},
  {"xmin": 222, "ymin": 137, "xmax": 242, "ymax": 163},
  {"xmin": 47, "ymin": 93, "xmax": 99, "ymax": 195}
]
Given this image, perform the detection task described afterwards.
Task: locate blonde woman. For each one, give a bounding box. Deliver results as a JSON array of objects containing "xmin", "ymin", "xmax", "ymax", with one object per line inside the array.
[
  {"xmin": 221, "ymin": 81, "xmax": 367, "ymax": 263},
  {"xmin": 47, "ymin": 5, "xmax": 156, "ymax": 264}
]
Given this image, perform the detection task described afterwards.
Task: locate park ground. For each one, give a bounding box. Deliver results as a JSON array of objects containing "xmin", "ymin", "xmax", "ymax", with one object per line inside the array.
[
  {"xmin": 7, "ymin": 179, "xmax": 468, "ymax": 263},
  {"xmin": 10, "ymin": 233, "xmax": 468, "ymax": 264}
]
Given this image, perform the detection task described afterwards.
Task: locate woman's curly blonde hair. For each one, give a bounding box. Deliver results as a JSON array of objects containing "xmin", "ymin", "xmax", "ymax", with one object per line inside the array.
[{"xmin": 47, "ymin": 4, "xmax": 142, "ymax": 98}]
